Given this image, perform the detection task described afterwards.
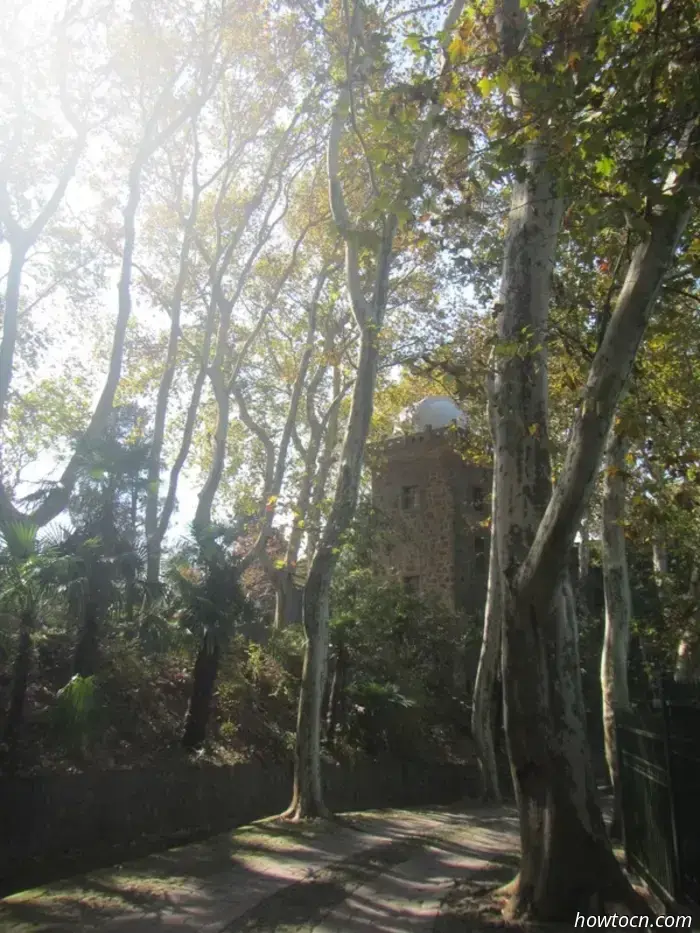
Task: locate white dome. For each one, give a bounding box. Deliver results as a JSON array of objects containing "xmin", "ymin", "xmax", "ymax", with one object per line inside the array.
[{"xmin": 397, "ymin": 396, "xmax": 467, "ymax": 433}]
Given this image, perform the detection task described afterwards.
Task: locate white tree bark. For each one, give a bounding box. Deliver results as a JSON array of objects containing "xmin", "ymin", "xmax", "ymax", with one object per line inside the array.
[
  {"xmin": 193, "ymin": 175, "xmax": 306, "ymax": 534},
  {"xmin": 675, "ymin": 565, "xmax": 700, "ymax": 682},
  {"xmin": 600, "ymin": 423, "xmax": 632, "ymax": 838},
  {"xmin": 277, "ymin": 363, "xmax": 348, "ymax": 628},
  {"xmin": 490, "ymin": 0, "xmax": 697, "ymax": 912},
  {"xmin": 285, "ymin": 0, "xmax": 467, "ymax": 820},
  {"xmin": 0, "ymin": 132, "xmax": 85, "ymax": 429},
  {"xmin": 496, "ymin": 147, "xmax": 695, "ymax": 920},
  {"xmin": 145, "ymin": 127, "xmax": 202, "ymax": 587},
  {"xmin": 472, "ymin": 363, "xmax": 502, "ymax": 801},
  {"xmin": 305, "ymin": 364, "xmax": 344, "ymax": 564}
]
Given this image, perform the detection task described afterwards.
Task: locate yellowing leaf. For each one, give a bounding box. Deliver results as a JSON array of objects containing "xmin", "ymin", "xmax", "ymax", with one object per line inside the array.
[
  {"xmin": 448, "ymin": 36, "xmax": 468, "ymax": 63},
  {"xmin": 476, "ymin": 76, "xmax": 494, "ymax": 97}
]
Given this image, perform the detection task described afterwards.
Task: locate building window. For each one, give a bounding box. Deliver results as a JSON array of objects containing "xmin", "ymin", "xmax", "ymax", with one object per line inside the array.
[
  {"xmin": 472, "ymin": 485, "xmax": 484, "ymax": 512},
  {"xmin": 403, "ymin": 575, "xmax": 420, "ymax": 594},
  {"xmin": 401, "ymin": 485, "xmax": 419, "ymax": 511},
  {"xmin": 474, "ymin": 536, "xmax": 486, "ymax": 573}
]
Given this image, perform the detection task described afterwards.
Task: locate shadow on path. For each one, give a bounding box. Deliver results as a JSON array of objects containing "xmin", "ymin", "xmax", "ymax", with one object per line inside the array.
[{"xmin": 0, "ymin": 805, "xmax": 520, "ymax": 933}]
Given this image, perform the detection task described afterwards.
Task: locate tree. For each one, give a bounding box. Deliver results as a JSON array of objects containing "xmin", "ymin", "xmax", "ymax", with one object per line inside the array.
[
  {"xmin": 600, "ymin": 420, "xmax": 632, "ymax": 839},
  {"xmin": 471, "ymin": 364, "xmax": 502, "ymax": 801},
  {"xmin": 168, "ymin": 528, "xmax": 249, "ymax": 750},
  {"xmin": 0, "ymin": 0, "xmax": 233, "ymax": 530},
  {"xmin": 284, "ymin": 0, "xmax": 469, "ymax": 821},
  {"xmin": 62, "ymin": 405, "xmax": 150, "ymax": 677},
  {"xmin": 475, "ymin": 0, "xmax": 699, "ymax": 917},
  {"xmin": 0, "ymin": 521, "xmax": 75, "ymax": 760}
]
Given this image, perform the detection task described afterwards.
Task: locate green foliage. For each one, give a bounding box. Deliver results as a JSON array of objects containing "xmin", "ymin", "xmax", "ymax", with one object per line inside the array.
[
  {"xmin": 52, "ymin": 675, "xmax": 99, "ymax": 751},
  {"xmin": 167, "ymin": 528, "xmax": 251, "ymax": 646}
]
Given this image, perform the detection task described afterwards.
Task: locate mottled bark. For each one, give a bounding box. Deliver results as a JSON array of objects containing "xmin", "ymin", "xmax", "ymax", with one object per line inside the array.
[
  {"xmin": 600, "ymin": 425, "xmax": 632, "ymax": 840},
  {"xmin": 274, "ymin": 571, "xmax": 303, "ymax": 628},
  {"xmin": 306, "ymin": 366, "xmax": 344, "ymax": 563},
  {"xmin": 578, "ymin": 514, "xmax": 591, "ymax": 615},
  {"xmin": 472, "ymin": 515, "xmax": 503, "ymax": 801},
  {"xmin": 490, "ymin": 10, "xmax": 697, "ymax": 909},
  {"xmin": 287, "ymin": 0, "xmax": 467, "ymax": 820}
]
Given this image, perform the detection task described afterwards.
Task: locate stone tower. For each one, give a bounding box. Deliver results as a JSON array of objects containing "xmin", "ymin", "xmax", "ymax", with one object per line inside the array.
[{"xmin": 370, "ymin": 397, "xmax": 492, "ymax": 619}]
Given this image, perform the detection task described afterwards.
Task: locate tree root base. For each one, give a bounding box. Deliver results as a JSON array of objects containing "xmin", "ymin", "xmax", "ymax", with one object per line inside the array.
[{"xmin": 280, "ymin": 802, "xmax": 333, "ymax": 823}]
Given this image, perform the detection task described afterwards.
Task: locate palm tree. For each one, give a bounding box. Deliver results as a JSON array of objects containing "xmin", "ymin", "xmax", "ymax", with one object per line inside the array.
[
  {"xmin": 0, "ymin": 522, "xmax": 77, "ymax": 758},
  {"xmin": 62, "ymin": 407, "xmax": 150, "ymax": 677},
  {"xmin": 169, "ymin": 527, "xmax": 250, "ymax": 750}
]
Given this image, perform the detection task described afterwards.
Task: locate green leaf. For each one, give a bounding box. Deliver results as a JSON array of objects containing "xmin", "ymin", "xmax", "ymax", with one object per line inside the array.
[
  {"xmin": 595, "ymin": 155, "xmax": 616, "ymax": 177},
  {"xmin": 630, "ymin": 0, "xmax": 654, "ymax": 18},
  {"xmin": 404, "ymin": 33, "xmax": 422, "ymax": 54}
]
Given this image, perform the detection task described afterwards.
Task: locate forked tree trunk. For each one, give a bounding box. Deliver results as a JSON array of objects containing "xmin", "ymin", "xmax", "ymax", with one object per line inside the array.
[
  {"xmin": 600, "ymin": 425, "xmax": 632, "ymax": 840},
  {"xmin": 2, "ymin": 609, "xmax": 34, "ymax": 753},
  {"xmin": 182, "ymin": 632, "xmax": 220, "ymax": 750},
  {"xmin": 145, "ymin": 135, "xmax": 202, "ymax": 589},
  {"xmin": 286, "ymin": 330, "xmax": 381, "ymax": 820},
  {"xmin": 491, "ymin": 0, "xmax": 695, "ymax": 908},
  {"xmin": 285, "ymin": 0, "xmax": 466, "ymax": 822},
  {"xmin": 286, "ymin": 563, "xmax": 332, "ymax": 818}
]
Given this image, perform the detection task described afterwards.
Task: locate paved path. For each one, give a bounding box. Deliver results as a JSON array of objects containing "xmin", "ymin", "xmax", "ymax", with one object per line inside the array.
[{"xmin": 0, "ymin": 806, "xmax": 519, "ymax": 933}]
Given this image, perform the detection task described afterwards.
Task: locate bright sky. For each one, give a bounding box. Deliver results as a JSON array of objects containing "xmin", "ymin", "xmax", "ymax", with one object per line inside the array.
[{"xmin": 1, "ymin": 0, "xmax": 475, "ymax": 552}]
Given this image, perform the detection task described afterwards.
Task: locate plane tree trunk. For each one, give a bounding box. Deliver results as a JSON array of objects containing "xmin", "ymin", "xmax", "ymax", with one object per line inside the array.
[
  {"xmin": 286, "ymin": 328, "xmax": 382, "ymax": 819},
  {"xmin": 0, "ymin": 61, "xmax": 221, "ymax": 531},
  {"xmin": 495, "ymin": 161, "xmax": 694, "ymax": 920},
  {"xmin": 472, "ymin": 368, "xmax": 502, "ymax": 802},
  {"xmin": 145, "ymin": 128, "xmax": 202, "ymax": 589},
  {"xmin": 489, "ymin": 0, "xmax": 696, "ymax": 914},
  {"xmin": 600, "ymin": 424, "xmax": 632, "ymax": 840},
  {"xmin": 285, "ymin": 0, "xmax": 467, "ymax": 822}
]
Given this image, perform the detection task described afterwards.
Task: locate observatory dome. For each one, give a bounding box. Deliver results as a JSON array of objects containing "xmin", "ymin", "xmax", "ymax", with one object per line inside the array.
[{"xmin": 396, "ymin": 396, "xmax": 467, "ymax": 433}]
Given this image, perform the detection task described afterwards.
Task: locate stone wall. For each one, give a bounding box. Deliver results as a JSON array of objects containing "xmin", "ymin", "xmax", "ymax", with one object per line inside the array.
[{"xmin": 371, "ymin": 428, "xmax": 492, "ymax": 618}]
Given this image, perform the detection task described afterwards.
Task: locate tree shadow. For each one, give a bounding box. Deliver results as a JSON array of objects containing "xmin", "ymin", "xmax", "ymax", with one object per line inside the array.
[{"xmin": 0, "ymin": 805, "xmax": 521, "ymax": 933}]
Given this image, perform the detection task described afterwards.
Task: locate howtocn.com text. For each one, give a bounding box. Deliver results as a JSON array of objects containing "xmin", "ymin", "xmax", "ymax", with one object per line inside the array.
[{"xmin": 575, "ymin": 915, "xmax": 694, "ymax": 928}]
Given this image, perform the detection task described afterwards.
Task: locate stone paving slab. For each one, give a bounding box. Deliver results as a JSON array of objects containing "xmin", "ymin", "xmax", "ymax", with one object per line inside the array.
[{"xmin": 0, "ymin": 806, "xmax": 520, "ymax": 933}]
